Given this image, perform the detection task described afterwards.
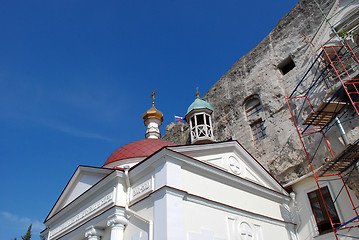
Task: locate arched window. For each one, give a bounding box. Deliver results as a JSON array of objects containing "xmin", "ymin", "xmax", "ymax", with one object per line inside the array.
[
  {"xmin": 244, "ymin": 96, "xmax": 267, "ymax": 143},
  {"xmin": 244, "ymin": 96, "xmax": 263, "ymax": 118}
]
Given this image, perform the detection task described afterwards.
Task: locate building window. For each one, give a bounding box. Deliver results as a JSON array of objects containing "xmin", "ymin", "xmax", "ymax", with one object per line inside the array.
[
  {"xmin": 307, "ymin": 186, "xmax": 340, "ymax": 234},
  {"xmin": 246, "ymin": 101, "xmax": 263, "ymax": 118},
  {"xmin": 189, "ymin": 113, "xmax": 213, "ymax": 142},
  {"xmin": 244, "ymin": 96, "xmax": 267, "ymax": 143},
  {"xmin": 244, "ymin": 96, "xmax": 263, "ymax": 118},
  {"xmin": 250, "ymin": 119, "xmax": 266, "ymax": 143},
  {"xmin": 278, "ymin": 56, "xmax": 295, "ymax": 75}
]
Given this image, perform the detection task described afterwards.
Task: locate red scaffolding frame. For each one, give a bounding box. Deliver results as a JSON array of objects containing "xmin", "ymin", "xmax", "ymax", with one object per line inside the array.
[{"xmin": 285, "ymin": 44, "xmax": 359, "ymax": 239}]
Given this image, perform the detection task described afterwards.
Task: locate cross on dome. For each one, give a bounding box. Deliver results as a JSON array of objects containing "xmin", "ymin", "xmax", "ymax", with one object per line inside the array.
[
  {"xmin": 142, "ymin": 91, "xmax": 163, "ymax": 139},
  {"xmin": 151, "ymin": 90, "xmax": 157, "ymax": 105}
]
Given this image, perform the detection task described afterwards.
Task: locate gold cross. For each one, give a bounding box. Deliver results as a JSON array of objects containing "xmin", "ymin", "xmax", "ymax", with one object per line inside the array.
[
  {"xmin": 151, "ymin": 91, "xmax": 157, "ymax": 104},
  {"xmin": 196, "ymin": 87, "xmax": 200, "ymax": 97}
]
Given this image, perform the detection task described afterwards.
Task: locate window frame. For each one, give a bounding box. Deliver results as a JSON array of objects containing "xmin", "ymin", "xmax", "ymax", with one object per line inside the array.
[
  {"xmin": 243, "ymin": 95, "xmax": 267, "ymax": 143},
  {"xmin": 307, "ymin": 186, "xmax": 341, "ymax": 235},
  {"xmin": 250, "ymin": 119, "xmax": 267, "ymax": 143}
]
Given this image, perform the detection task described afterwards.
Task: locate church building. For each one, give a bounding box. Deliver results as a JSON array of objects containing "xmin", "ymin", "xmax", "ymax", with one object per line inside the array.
[
  {"xmin": 43, "ymin": 0, "xmax": 359, "ymax": 238},
  {"xmin": 42, "ymin": 92, "xmax": 302, "ymax": 240}
]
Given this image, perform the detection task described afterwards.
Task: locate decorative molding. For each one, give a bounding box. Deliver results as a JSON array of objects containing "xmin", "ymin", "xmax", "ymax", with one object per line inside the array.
[
  {"xmin": 85, "ymin": 226, "xmax": 104, "ymax": 240},
  {"xmin": 227, "ymin": 218, "xmax": 263, "ymax": 240},
  {"xmin": 167, "ymin": 151, "xmax": 289, "ymax": 203},
  {"xmin": 148, "ymin": 185, "xmax": 293, "ymax": 227},
  {"xmin": 184, "ymin": 189, "xmax": 293, "ymax": 227},
  {"xmin": 107, "ymin": 213, "xmax": 129, "ymax": 228},
  {"xmin": 131, "ymin": 178, "xmax": 153, "ymax": 202},
  {"xmin": 228, "ymin": 156, "xmax": 242, "ymax": 175},
  {"xmin": 50, "ymin": 193, "xmax": 113, "ymax": 238}
]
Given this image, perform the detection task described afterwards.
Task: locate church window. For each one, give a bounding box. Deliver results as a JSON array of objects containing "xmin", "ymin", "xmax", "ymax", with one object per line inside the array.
[
  {"xmin": 307, "ymin": 186, "xmax": 340, "ymax": 234},
  {"xmin": 278, "ymin": 56, "xmax": 295, "ymax": 75},
  {"xmin": 250, "ymin": 119, "xmax": 266, "ymax": 143}
]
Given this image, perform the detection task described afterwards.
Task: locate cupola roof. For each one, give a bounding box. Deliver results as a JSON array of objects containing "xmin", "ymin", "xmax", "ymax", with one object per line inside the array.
[
  {"xmin": 186, "ymin": 97, "xmax": 214, "ymax": 115},
  {"xmin": 142, "ymin": 91, "xmax": 164, "ymax": 123},
  {"xmin": 142, "ymin": 104, "xmax": 163, "ymax": 122},
  {"xmin": 103, "ymin": 139, "xmax": 175, "ymax": 167},
  {"xmin": 186, "ymin": 88, "xmax": 213, "ymax": 115}
]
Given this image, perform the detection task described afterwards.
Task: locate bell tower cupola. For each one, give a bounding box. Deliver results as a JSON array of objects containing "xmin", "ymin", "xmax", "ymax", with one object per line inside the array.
[
  {"xmin": 142, "ymin": 91, "xmax": 164, "ymax": 139},
  {"xmin": 185, "ymin": 89, "xmax": 215, "ymax": 144}
]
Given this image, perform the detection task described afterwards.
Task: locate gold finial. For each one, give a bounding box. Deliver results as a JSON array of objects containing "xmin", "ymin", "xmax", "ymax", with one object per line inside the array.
[
  {"xmin": 196, "ymin": 87, "xmax": 200, "ymax": 97},
  {"xmin": 151, "ymin": 91, "xmax": 157, "ymax": 105}
]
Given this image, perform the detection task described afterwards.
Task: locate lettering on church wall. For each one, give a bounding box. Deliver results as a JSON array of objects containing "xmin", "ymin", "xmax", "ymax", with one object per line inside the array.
[
  {"xmin": 49, "ymin": 193, "xmax": 113, "ymax": 238},
  {"xmin": 131, "ymin": 178, "xmax": 153, "ymax": 202}
]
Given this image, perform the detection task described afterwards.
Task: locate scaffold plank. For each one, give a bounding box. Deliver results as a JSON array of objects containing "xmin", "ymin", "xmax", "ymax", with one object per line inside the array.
[
  {"xmin": 303, "ymin": 101, "xmax": 346, "ymax": 126},
  {"xmin": 321, "ymin": 140, "xmax": 359, "ymax": 174}
]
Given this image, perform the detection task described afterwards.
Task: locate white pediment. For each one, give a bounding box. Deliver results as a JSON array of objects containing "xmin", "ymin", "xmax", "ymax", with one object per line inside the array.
[
  {"xmin": 46, "ymin": 166, "xmax": 113, "ymax": 221},
  {"xmin": 168, "ymin": 141, "xmax": 287, "ymax": 195}
]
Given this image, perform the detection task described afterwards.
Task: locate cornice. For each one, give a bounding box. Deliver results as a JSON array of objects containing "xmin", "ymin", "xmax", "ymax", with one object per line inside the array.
[
  {"xmin": 141, "ymin": 148, "xmax": 290, "ymax": 203},
  {"xmin": 144, "ymin": 185, "xmax": 294, "ymax": 227}
]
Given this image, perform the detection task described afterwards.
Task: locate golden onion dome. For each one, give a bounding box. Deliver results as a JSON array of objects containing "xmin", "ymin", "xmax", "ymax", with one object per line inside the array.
[
  {"xmin": 142, "ymin": 91, "xmax": 164, "ymax": 124},
  {"xmin": 142, "ymin": 104, "xmax": 164, "ymax": 123}
]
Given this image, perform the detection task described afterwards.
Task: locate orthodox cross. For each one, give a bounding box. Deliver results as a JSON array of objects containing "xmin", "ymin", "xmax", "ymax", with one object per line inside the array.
[{"xmin": 151, "ymin": 91, "xmax": 157, "ymax": 105}]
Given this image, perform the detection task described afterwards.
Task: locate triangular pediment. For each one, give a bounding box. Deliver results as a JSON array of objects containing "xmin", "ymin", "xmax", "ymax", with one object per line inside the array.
[
  {"xmin": 168, "ymin": 141, "xmax": 287, "ymax": 195},
  {"xmin": 45, "ymin": 166, "xmax": 113, "ymax": 221}
]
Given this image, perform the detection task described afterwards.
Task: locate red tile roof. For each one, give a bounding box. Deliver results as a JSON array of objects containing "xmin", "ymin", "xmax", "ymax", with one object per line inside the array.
[{"xmin": 103, "ymin": 139, "xmax": 175, "ymax": 167}]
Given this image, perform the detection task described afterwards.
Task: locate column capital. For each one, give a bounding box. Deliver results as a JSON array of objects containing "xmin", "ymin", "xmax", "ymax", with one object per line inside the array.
[
  {"xmin": 85, "ymin": 226, "xmax": 104, "ymax": 240},
  {"xmin": 107, "ymin": 213, "xmax": 129, "ymax": 228}
]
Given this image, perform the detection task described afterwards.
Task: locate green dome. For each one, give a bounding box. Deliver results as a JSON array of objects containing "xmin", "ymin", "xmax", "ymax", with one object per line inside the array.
[{"xmin": 186, "ymin": 97, "xmax": 214, "ymax": 115}]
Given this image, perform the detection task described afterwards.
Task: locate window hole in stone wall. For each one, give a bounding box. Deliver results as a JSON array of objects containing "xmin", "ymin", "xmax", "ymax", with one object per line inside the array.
[{"xmin": 278, "ymin": 56, "xmax": 295, "ymax": 75}]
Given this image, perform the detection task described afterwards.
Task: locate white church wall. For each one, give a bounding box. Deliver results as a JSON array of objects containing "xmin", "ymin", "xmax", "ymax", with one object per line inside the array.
[
  {"xmin": 125, "ymin": 197, "xmax": 153, "ymax": 240},
  {"xmin": 183, "ymin": 200, "xmax": 293, "ymax": 240},
  {"xmin": 181, "ymin": 167, "xmax": 286, "ymax": 221}
]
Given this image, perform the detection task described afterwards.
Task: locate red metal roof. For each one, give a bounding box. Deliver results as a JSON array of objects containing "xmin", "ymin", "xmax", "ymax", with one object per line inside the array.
[{"xmin": 103, "ymin": 139, "xmax": 175, "ymax": 167}]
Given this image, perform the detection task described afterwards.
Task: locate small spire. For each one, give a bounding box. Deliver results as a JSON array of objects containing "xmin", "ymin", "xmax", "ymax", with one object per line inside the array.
[
  {"xmin": 143, "ymin": 91, "xmax": 163, "ymax": 139},
  {"xmin": 151, "ymin": 90, "xmax": 157, "ymax": 105},
  {"xmin": 196, "ymin": 87, "xmax": 200, "ymax": 97}
]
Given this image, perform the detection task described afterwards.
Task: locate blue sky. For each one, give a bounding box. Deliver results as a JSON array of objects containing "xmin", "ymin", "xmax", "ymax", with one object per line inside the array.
[{"xmin": 0, "ymin": 0, "xmax": 298, "ymax": 239}]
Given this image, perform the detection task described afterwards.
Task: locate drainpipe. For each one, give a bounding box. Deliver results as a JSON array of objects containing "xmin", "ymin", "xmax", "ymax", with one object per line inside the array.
[
  {"xmin": 123, "ymin": 166, "xmax": 154, "ymax": 240},
  {"xmin": 335, "ymin": 117, "xmax": 349, "ymax": 145}
]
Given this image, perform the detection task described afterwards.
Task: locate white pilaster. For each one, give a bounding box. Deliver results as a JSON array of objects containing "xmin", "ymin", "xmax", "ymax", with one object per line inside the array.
[
  {"xmin": 154, "ymin": 160, "xmax": 182, "ymax": 189},
  {"xmin": 85, "ymin": 226, "xmax": 104, "ymax": 240},
  {"xmin": 107, "ymin": 214, "xmax": 129, "ymax": 240},
  {"xmin": 154, "ymin": 160, "xmax": 184, "ymax": 240},
  {"xmin": 153, "ymin": 188, "xmax": 185, "ymax": 240}
]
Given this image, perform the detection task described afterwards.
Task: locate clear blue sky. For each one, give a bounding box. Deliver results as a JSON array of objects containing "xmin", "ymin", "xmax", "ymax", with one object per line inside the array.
[{"xmin": 0, "ymin": 0, "xmax": 298, "ymax": 239}]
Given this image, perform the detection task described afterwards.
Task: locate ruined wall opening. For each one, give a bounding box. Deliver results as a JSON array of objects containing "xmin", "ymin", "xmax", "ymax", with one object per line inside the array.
[{"xmin": 278, "ymin": 56, "xmax": 295, "ymax": 75}]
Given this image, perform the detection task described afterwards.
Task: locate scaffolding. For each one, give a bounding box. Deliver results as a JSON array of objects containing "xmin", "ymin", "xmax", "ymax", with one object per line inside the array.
[
  {"xmin": 285, "ymin": 2, "xmax": 359, "ymax": 237},
  {"xmin": 285, "ymin": 42, "xmax": 359, "ymax": 239}
]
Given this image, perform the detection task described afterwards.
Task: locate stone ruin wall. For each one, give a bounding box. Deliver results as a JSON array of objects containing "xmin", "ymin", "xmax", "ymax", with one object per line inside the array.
[{"xmin": 163, "ymin": 0, "xmax": 359, "ymax": 186}]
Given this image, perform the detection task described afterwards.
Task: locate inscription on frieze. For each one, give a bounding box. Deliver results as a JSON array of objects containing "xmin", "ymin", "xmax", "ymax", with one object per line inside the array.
[
  {"xmin": 50, "ymin": 193, "xmax": 113, "ymax": 238},
  {"xmin": 131, "ymin": 179, "xmax": 152, "ymax": 201}
]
